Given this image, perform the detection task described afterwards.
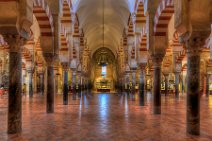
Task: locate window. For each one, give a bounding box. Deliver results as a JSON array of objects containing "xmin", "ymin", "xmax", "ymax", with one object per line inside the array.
[{"xmin": 102, "ymin": 66, "xmax": 106, "ymax": 77}]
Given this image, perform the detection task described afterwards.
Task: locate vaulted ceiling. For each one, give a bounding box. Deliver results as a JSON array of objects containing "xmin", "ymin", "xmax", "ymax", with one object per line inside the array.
[{"xmin": 77, "ymin": 0, "xmax": 130, "ymax": 56}]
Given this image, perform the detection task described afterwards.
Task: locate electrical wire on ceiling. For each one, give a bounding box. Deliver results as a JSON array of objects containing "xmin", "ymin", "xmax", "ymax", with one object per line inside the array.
[{"xmin": 102, "ymin": 0, "xmax": 105, "ymax": 48}]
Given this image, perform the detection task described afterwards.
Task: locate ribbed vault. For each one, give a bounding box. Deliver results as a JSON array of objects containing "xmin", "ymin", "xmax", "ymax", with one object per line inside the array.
[{"xmin": 76, "ymin": 0, "xmax": 130, "ymax": 55}]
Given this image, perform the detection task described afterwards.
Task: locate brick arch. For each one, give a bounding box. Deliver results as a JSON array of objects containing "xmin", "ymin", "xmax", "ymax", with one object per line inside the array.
[
  {"xmin": 60, "ymin": 33, "xmax": 68, "ymax": 52},
  {"xmin": 22, "ymin": 62, "xmax": 26, "ymax": 71},
  {"xmin": 171, "ymin": 31, "xmax": 186, "ymax": 63},
  {"xmin": 140, "ymin": 27, "xmax": 147, "ymax": 51},
  {"xmin": 154, "ymin": 0, "xmax": 174, "ymax": 36},
  {"xmin": 73, "ymin": 14, "xmax": 80, "ymax": 38},
  {"xmin": 127, "ymin": 17, "xmax": 134, "ymax": 37},
  {"xmin": 135, "ymin": 0, "xmax": 146, "ymax": 24},
  {"xmin": 33, "ymin": 0, "xmax": 54, "ymax": 37},
  {"xmin": 22, "ymin": 46, "xmax": 32, "ymax": 62},
  {"xmin": 61, "ymin": 0, "xmax": 72, "ymax": 24}
]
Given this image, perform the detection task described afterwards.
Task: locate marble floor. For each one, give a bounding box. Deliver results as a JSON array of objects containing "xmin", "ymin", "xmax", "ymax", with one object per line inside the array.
[{"xmin": 0, "ymin": 92, "xmax": 212, "ymax": 141}]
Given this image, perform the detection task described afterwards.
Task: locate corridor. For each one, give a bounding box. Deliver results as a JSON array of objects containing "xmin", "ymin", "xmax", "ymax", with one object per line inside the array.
[
  {"xmin": 0, "ymin": 0, "xmax": 212, "ymax": 139},
  {"xmin": 0, "ymin": 93, "xmax": 212, "ymax": 141}
]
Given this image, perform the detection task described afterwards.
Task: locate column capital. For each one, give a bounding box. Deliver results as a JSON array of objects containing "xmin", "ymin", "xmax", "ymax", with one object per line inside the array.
[
  {"xmin": 181, "ymin": 31, "xmax": 211, "ymax": 53},
  {"xmin": 26, "ymin": 68, "xmax": 33, "ymax": 74},
  {"xmin": 3, "ymin": 35, "xmax": 25, "ymax": 53},
  {"xmin": 61, "ymin": 62, "xmax": 69, "ymax": 71},
  {"xmin": 43, "ymin": 53, "xmax": 55, "ymax": 67},
  {"xmin": 151, "ymin": 54, "xmax": 164, "ymax": 66},
  {"xmin": 163, "ymin": 73, "xmax": 169, "ymax": 77},
  {"xmin": 140, "ymin": 63, "xmax": 147, "ymax": 70}
]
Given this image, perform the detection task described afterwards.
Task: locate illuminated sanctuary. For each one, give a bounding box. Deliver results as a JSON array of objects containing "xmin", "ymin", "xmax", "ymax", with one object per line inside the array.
[{"xmin": 0, "ymin": 0, "xmax": 212, "ymax": 140}]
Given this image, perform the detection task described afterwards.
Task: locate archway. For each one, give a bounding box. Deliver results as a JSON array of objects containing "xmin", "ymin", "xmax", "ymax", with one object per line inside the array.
[{"xmin": 91, "ymin": 47, "xmax": 117, "ymax": 93}]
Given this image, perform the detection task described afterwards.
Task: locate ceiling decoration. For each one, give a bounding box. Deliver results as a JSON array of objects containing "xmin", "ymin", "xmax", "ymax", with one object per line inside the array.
[{"xmin": 92, "ymin": 47, "xmax": 115, "ymax": 65}]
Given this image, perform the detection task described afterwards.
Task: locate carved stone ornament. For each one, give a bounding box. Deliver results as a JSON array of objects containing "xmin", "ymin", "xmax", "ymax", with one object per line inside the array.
[
  {"xmin": 43, "ymin": 53, "xmax": 55, "ymax": 67},
  {"xmin": 61, "ymin": 62, "xmax": 69, "ymax": 71},
  {"xmin": 3, "ymin": 35, "xmax": 25, "ymax": 53},
  {"xmin": 151, "ymin": 54, "xmax": 164, "ymax": 67},
  {"xmin": 185, "ymin": 31, "xmax": 211, "ymax": 53}
]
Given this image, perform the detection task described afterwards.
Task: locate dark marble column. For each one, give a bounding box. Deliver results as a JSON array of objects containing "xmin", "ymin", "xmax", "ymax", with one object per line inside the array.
[
  {"xmin": 131, "ymin": 70, "xmax": 136, "ymax": 93},
  {"xmin": 185, "ymin": 32, "xmax": 208, "ymax": 135},
  {"xmin": 206, "ymin": 74, "xmax": 210, "ymax": 97},
  {"xmin": 164, "ymin": 74, "xmax": 169, "ymax": 96},
  {"xmin": 43, "ymin": 53, "xmax": 55, "ymax": 113},
  {"xmin": 40, "ymin": 73, "xmax": 44, "ymax": 95},
  {"xmin": 139, "ymin": 68, "xmax": 145, "ymax": 106},
  {"xmin": 72, "ymin": 70, "xmax": 76, "ymax": 99},
  {"xmin": 152, "ymin": 54, "xmax": 163, "ymax": 114},
  {"xmin": 27, "ymin": 69, "xmax": 33, "ymax": 98},
  {"xmin": 62, "ymin": 63, "xmax": 69, "ymax": 105},
  {"xmin": 175, "ymin": 72, "xmax": 180, "ymax": 98},
  {"xmin": 5, "ymin": 36, "xmax": 24, "ymax": 134}
]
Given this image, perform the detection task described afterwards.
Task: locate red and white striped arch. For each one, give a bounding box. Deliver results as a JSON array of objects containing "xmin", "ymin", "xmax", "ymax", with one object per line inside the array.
[
  {"xmin": 135, "ymin": 0, "xmax": 146, "ymax": 24},
  {"xmin": 171, "ymin": 31, "xmax": 185, "ymax": 63},
  {"xmin": 140, "ymin": 26, "xmax": 147, "ymax": 51},
  {"xmin": 154, "ymin": 0, "xmax": 174, "ymax": 36},
  {"xmin": 62, "ymin": 0, "xmax": 72, "ymax": 24},
  {"xmin": 33, "ymin": 0, "xmax": 54, "ymax": 37},
  {"xmin": 127, "ymin": 17, "xmax": 134, "ymax": 37},
  {"xmin": 80, "ymin": 30, "xmax": 85, "ymax": 48},
  {"xmin": 22, "ymin": 47, "xmax": 32, "ymax": 62},
  {"xmin": 73, "ymin": 14, "xmax": 80, "ymax": 37}
]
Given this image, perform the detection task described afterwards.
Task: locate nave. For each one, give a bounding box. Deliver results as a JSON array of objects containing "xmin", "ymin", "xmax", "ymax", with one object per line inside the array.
[{"xmin": 0, "ymin": 0, "xmax": 212, "ymax": 140}]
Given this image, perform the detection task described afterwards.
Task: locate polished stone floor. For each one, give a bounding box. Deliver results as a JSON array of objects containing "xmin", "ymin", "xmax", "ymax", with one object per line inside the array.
[{"xmin": 0, "ymin": 92, "xmax": 212, "ymax": 141}]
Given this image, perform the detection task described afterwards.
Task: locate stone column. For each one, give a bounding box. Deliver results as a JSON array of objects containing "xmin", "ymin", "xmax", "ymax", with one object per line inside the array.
[
  {"xmin": 206, "ymin": 74, "xmax": 211, "ymax": 97},
  {"xmin": 40, "ymin": 72, "xmax": 44, "ymax": 95},
  {"xmin": 27, "ymin": 68, "xmax": 33, "ymax": 98},
  {"xmin": 72, "ymin": 70, "xmax": 76, "ymax": 98},
  {"xmin": 5, "ymin": 35, "xmax": 24, "ymax": 134},
  {"xmin": 43, "ymin": 53, "xmax": 55, "ymax": 113},
  {"xmin": 175, "ymin": 72, "xmax": 181, "ymax": 98},
  {"xmin": 186, "ymin": 32, "xmax": 207, "ymax": 135},
  {"xmin": 139, "ymin": 67, "xmax": 145, "ymax": 106},
  {"xmin": 131, "ymin": 70, "xmax": 136, "ymax": 93},
  {"xmin": 62, "ymin": 63, "xmax": 69, "ymax": 105},
  {"xmin": 164, "ymin": 74, "xmax": 169, "ymax": 96},
  {"xmin": 152, "ymin": 54, "xmax": 163, "ymax": 114}
]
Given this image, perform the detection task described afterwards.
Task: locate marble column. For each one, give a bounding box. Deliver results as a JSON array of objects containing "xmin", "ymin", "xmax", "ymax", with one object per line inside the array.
[
  {"xmin": 152, "ymin": 54, "xmax": 163, "ymax": 114},
  {"xmin": 72, "ymin": 70, "xmax": 76, "ymax": 98},
  {"xmin": 206, "ymin": 74, "xmax": 211, "ymax": 97},
  {"xmin": 186, "ymin": 32, "xmax": 206, "ymax": 135},
  {"xmin": 40, "ymin": 73, "xmax": 44, "ymax": 95},
  {"xmin": 62, "ymin": 63, "xmax": 69, "ymax": 105},
  {"xmin": 43, "ymin": 53, "xmax": 55, "ymax": 113},
  {"xmin": 78, "ymin": 73, "xmax": 81, "ymax": 94},
  {"xmin": 27, "ymin": 68, "xmax": 33, "ymax": 98},
  {"xmin": 175, "ymin": 72, "xmax": 180, "ymax": 98},
  {"xmin": 139, "ymin": 68, "xmax": 145, "ymax": 106},
  {"xmin": 5, "ymin": 36, "xmax": 24, "ymax": 134},
  {"xmin": 164, "ymin": 74, "xmax": 169, "ymax": 96}
]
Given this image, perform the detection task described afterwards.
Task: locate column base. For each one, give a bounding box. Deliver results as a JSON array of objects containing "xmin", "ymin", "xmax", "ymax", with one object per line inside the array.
[
  {"xmin": 46, "ymin": 104, "xmax": 54, "ymax": 113},
  {"xmin": 63, "ymin": 101, "xmax": 68, "ymax": 105},
  {"xmin": 187, "ymin": 123, "xmax": 200, "ymax": 135},
  {"xmin": 139, "ymin": 91, "xmax": 145, "ymax": 106},
  {"xmin": 153, "ymin": 106, "xmax": 161, "ymax": 114},
  {"xmin": 8, "ymin": 121, "xmax": 22, "ymax": 134}
]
